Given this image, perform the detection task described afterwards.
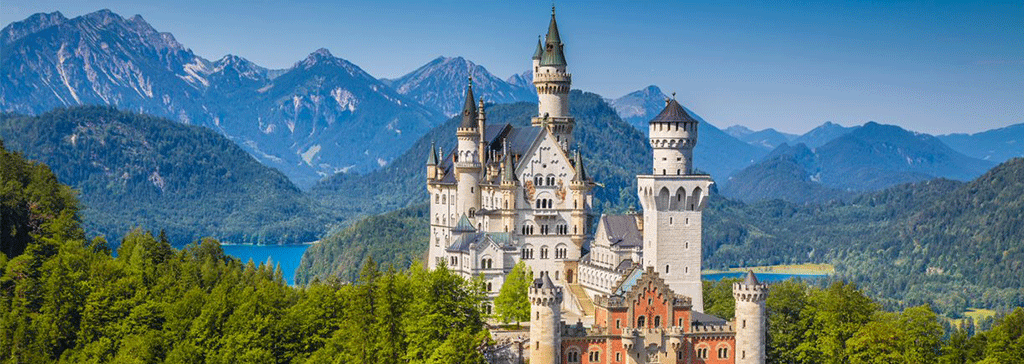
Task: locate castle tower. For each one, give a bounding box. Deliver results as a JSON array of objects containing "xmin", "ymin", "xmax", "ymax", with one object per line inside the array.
[
  {"xmin": 455, "ymin": 80, "xmax": 482, "ymax": 220},
  {"xmin": 499, "ymin": 141, "xmax": 518, "ymax": 233},
  {"xmin": 733, "ymin": 271, "xmax": 768, "ymax": 364},
  {"xmin": 426, "ymin": 141, "xmax": 439, "ymax": 181},
  {"xmin": 529, "ymin": 272, "xmax": 563, "ymax": 364},
  {"xmin": 637, "ymin": 98, "xmax": 714, "ymax": 312},
  {"xmin": 532, "ymin": 6, "xmax": 574, "ymax": 151}
]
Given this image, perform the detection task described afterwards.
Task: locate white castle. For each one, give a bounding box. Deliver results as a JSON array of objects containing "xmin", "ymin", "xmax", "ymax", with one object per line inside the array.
[{"xmin": 427, "ymin": 14, "xmax": 765, "ymax": 364}]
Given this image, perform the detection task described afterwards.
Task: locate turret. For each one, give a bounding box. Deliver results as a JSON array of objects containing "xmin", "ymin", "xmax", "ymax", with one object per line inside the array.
[
  {"xmin": 426, "ymin": 141, "xmax": 439, "ymax": 181},
  {"xmin": 529, "ymin": 272, "xmax": 563, "ymax": 364},
  {"xmin": 455, "ymin": 79, "xmax": 481, "ymax": 219},
  {"xmin": 532, "ymin": 6, "xmax": 574, "ymax": 150},
  {"xmin": 477, "ymin": 97, "xmax": 487, "ymax": 166},
  {"xmin": 649, "ymin": 97, "xmax": 699, "ymax": 176},
  {"xmin": 733, "ymin": 271, "xmax": 768, "ymax": 364}
]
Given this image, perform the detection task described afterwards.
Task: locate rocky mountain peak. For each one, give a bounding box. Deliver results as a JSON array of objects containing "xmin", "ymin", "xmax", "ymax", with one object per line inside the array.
[{"xmin": 1, "ymin": 11, "xmax": 68, "ymax": 46}]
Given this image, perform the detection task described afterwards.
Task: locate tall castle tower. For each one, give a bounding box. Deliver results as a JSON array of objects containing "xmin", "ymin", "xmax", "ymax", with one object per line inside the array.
[
  {"xmin": 529, "ymin": 272, "xmax": 562, "ymax": 364},
  {"xmin": 733, "ymin": 271, "xmax": 768, "ymax": 364},
  {"xmin": 455, "ymin": 81, "xmax": 482, "ymax": 220},
  {"xmin": 532, "ymin": 6, "xmax": 573, "ymax": 151},
  {"xmin": 637, "ymin": 98, "xmax": 714, "ymax": 312}
]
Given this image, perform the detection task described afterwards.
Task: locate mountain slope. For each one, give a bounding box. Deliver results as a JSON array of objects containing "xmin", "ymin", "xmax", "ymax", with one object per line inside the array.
[
  {"xmin": 725, "ymin": 125, "xmax": 797, "ymax": 149},
  {"xmin": 0, "ymin": 106, "xmax": 327, "ymax": 245},
  {"xmin": 311, "ymin": 90, "xmax": 651, "ymax": 223},
  {"xmin": 0, "ymin": 10, "xmax": 443, "ymax": 187},
  {"xmin": 938, "ymin": 123, "xmax": 1024, "ymax": 164},
  {"xmin": 790, "ymin": 121, "xmax": 856, "ymax": 148},
  {"xmin": 389, "ymin": 56, "xmax": 536, "ymax": 116},
  {"xmin": 722, "ymin": 122, "xmax": 995, "ymax": 202},
  {"xmin": 609, "ymin": 85, "xmax": 767, "ymax": 179}
]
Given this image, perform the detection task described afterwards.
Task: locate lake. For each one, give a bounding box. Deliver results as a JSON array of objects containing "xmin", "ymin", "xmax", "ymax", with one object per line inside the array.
[
  {"xmin": 221, "ymin": 244, "xmax": 312, "ymax": 285},
  {"xmin": 703, "ymin": 271, "xmax": 828, "ymax": 282}
]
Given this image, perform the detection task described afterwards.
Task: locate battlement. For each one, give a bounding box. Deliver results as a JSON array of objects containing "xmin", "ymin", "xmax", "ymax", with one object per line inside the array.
[
  {"xmin": 732, "ymin": 282, "xmax": 769, "ymax": 302},
  {"xmin": 529, "ymin": 287, "xmax": 564, "ymax": 306},
  {"xmin": 690, "ymin": 323, "xmax": 735, "ymax": 334},
  {"xmin": 533, "ymin": 72, "xmax": 572, "ymax": 83}
]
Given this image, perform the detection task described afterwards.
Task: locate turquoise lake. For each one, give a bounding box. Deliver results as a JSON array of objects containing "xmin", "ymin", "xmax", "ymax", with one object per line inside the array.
[
  {"xmin": 221, "ymin": 244, "xmax": 312, "ymax": 285},
  {"xmin": 702, "ymin": 272, "xmax": 828, "ymax": 282}
]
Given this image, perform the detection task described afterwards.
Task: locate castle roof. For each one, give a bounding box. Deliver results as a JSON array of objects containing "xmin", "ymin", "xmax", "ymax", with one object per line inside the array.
[
  {"xmin": 690, "ymin": 311, "xmax": 728, "ymax": 326},
  {"xmin": 460, "ymin": 80, "xmax": 478, "ymax": 129},
  {"xmin": 602, "ymin": 215, "xmax": 642, "ymax": 248},
  {"xmin": 539, "ymin": 8, "xmax": 567, "ymax": 67},
  {"xmin": 445, "ymin": 232, "xmax": 513, "ymax": 253},
  {"xmin": 572, "ymin": 150, "xmax": 588, "ymax": 182},
  {"xmin": 541, "ymin": 271, "xmax": 555, "ymax": 289},
  {"xmin": 650, "ymin": 98, "xmax": 699, "ymax": 124},
  {"xmin": 743, "ymin": 270, "xmax": 760, "ymax": 285},
  {"xmin": 532, "ymin": 36, "xmax": 544, "ymax": 60},
  {"xmin": 453, "ymin": 214, "xmax": 476, "ymax": 233},
  {"xmin": 426, "ymin": 141, "xmax": 438, "ymax": 165}
]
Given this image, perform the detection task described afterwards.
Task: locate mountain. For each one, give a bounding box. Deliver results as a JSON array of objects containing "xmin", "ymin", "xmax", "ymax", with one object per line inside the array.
[
  {"xmin": 938, "ymin": 123, "xmax": 1024, "ymax": 164},
  {"xmin": 724, "ymin": 125, "xmax": 797, "ymax": 149},
  {"xmin": 0, "ymin": 106, "xmax": 327, "ymax": 245},
  {"xmin": 791, "ymin": 121, "xmax": 856, "ymax": 148},
  {"xmin": 0, "ymin": 10, "xmax": 442, "ymax": 187},
  {"xmin": 310, "ymin": 90, "xmax": 651, "ymax": 224},
  {"xmin": 389, "ymin": 56, "xmax": 536, "ymax": 116},
  {"xmin": 506, "ymin": 70, "xmax": 533, "ymax": 90},
  {"xmin": 722, "ymin": 122, "xmax": 996, "ymax": 202},
  {"xmin": 608, "ymin": 85, "xmax": 768, "ymax": 179}
]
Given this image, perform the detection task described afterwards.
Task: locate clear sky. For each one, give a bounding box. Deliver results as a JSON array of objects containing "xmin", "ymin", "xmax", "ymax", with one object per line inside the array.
[{"xmin": 3, "ymin": 0, "xmax": 1022, "ymax": 135}]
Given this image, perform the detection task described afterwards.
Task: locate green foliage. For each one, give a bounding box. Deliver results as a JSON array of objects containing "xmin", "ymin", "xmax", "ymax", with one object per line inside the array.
[
  {"xmin": 494, "ymin": 261, "xmax": 532, "ymax": 324},
  {"xmin": 702, "ymin": 278, "xmax": 739, "ymax": 320},
  {"xmin": 0, "ymin": 150, "xmax": 489, "ymax": 363},
  {"xmin": 0, "ymin": 106, "xmax": 327, "ymax": 245},
  {"xmin": 1, "ymin": 141, "xmax": 83, "ymax": 258}
]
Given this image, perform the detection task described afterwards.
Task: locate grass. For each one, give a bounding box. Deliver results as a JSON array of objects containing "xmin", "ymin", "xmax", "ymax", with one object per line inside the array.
[{"xmin": 703, "ymin": 263, "xmax": 835, "ymax": 275}]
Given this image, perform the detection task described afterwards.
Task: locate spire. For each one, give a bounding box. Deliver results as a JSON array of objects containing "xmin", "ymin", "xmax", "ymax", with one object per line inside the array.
[
  {"xmin": 427, "ymin": 141, "xmax": 438, "ymax": 165},
  {"xmin": 572, "ymin": 149, "xmax": 587, "ymax": 182},
  {"xmin": 502, "ymin": 141, "xmax": 517, "ymax": 183},
  {"xmin": 743, "ymin": 270, "xmax": 760, "ymax": 285},
  {"xmin": 649, "ymin": 98, "xmax": 698, "ymax": 124},
  {"xmin": 532, "ymin": 35, "xmax": 544, "ymax": 60},
  {"xmin": 541, "ymin": 271, "xmax": 555, "ymax": 289},
  {"xmin": 460, "ymin": 77, "xmax": 478, "ymax": 129},
  {"xmin": 539, "ymin": 7, "xmax": 566, "ymax": 66}
]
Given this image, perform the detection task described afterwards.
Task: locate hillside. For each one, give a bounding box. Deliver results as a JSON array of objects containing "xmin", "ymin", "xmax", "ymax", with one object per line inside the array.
[
  {"xmin": 724, "ymin": 125, "xmax": 796, "ymax": 149},
  {"xmin": 722, "ymin": 122, "xmax": 995, "ymax": 202},
  {"xmin": 790, "ymin": 121, "xmax": 856, "ymax": 148},
  {"xmin": 0, "ymin": 10, "xmax": 442, "ymax": 187},
  {"xmin": 608, "ymin": 85, "xmax": 767, "ymax": 179},
  {"xmin": 310, "ymin": 90, "xmax": 652, "ymax": 222},
  {"xmin": 0, "ymin": 106, "xmax": 327, "ymax": 245}
]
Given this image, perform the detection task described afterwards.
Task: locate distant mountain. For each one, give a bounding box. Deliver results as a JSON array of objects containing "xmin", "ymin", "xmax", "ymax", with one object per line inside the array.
[
  {"xmin": 506, "ymin": 70, "xmax": 533, "ymax": 90},
  {"xmin": 389, "ymin": 56, "xmax": 536, "ymax": 116},
  {"xmin": 0, "ymin": 10, "xmax": 442, "ymax": 187},
  {"xmin": 724, "ymin": 125, "xmax": 797, "ymax": 149},
  {"xmin": 722, "ymin": 122, "xmax": 996, "ymax": 202},
  {"xmin": 791, "ymin": 121, "xmax": 856, "ymax": 148},
  {"xmin": 310, "ymin": 90, "xmax": 651, "ymax": 223},
  {"xmin": 0, "ymin": 106, "xmax": 327, "ymax": 245},
  {"xmin": 608, "ymin": 85, "xmax": 767, "ymax": 179},
  {"xmin": 938, "ymin": 123, "xmax": 1024, "ymax": 164}
]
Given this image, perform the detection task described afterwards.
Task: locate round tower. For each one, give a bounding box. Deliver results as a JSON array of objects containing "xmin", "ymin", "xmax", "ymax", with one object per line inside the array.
[
  {"xmin": 532, "ymin": 6, "xmax": 574, "ymax": 150},
  {"xmin": 529, "ymin": 272, "xmax": 562, "ymax": 364},
  {"xmin": 456, "ymin": 79, "xmax": 481, "ymax": 219},
  {"xmin": 649, "ymin": 97, "xmax": 698, "ymax": 176},
  {"xmin": 733, "ymin": 271, "xmax": 768, "ymax": 364}
]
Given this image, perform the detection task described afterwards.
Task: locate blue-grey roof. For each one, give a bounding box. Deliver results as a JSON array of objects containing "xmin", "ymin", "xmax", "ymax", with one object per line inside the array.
[
  {"xmin": 650, "ymin": 99, "xmax": 699, "ymax": 124},
  {"xmin": 453, "ymin": 215, "xmax": 476, "ymax": 233},
  {"xmin": 612, "ymin": 266, "xmax": 644, "ymax": 296},
  {"xmin": 445, "ymin": 232, "xmax": 513, "ymax": 253},
  {"xmin": 603, "ymin": 215, "xmax": 642, "ymax": 248},
  {"xmin": 744, "ymin": 270, "xmax": 760, "ymax": 285},
  {"xmin": 690, "ymin": 311, "xmax": 728, "ymax": 326}
]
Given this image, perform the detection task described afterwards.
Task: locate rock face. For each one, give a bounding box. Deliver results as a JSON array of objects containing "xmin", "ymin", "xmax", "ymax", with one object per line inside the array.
[
  {"xmin": 389, "ymin": 56, "xmax": 536, "ymax": 117},
  {"xmin": 1, "ymin": 10, "xmax": 440, "ymax": 187}
]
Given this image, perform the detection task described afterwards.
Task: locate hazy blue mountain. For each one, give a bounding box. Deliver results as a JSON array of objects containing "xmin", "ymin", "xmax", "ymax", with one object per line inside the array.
[
  {"xmin": 722, "ymin": 122, "xmax": 996, "ymax": 202},
  {"xmin": 791, "ymin": 121, "xmax": 857, "ymax": 148},
  {"xmin": 506, "ymin": 70, "xmax": 533, "ymax": 90},
  {"xmin": 938, "ymin": 123, "xmax": 1024, "ymax": 163},
  {"xmin": 609, "ymin": 85, "xmax": 767, "ymax": 179},
  {"xmin": 724, "ymin": 125, "xmax": 797, "ymax": 149},
  {"xmin": 1, "ymin": 10, "xmax": 442, "ymax": 188},
  {"xmin": 0, "ymin": 106, "xmax": 327, "ymax": 245},
  {"xmin": 390, "ymin": 56, "xmax": 537, "ymax": 116}
]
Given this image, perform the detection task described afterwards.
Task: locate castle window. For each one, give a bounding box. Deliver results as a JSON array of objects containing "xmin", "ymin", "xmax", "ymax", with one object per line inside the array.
[
  {"xmin": 616, "ymin": 319, "xmax": 621, "ymax": 329},
  {"xmin": 487, "ymin": 282, "xmax": 492, "ymax": 291},
  {"xmin": 568, "ymin": 349, "xmax": 581, "ymax": 363},
  {"xmin": 589, "ymin": 351, "xmax": 600, "ymax": 362},
  {"xmin": 616, "ymin": 352, "xmax": 621, "ymax": 362},
  {"xmin": 637, "ymin": 315, "xmax": 645, "ymax": 328},
  {"xmin": 697, "ymin": 347, "xmax": 708, "ymax": 359},
  {"xmin": 743, "ymin": 319, "xmax": 746, "ymax": 328},
  {"xmin": 654, "ymin": 316, "xmax": 661, "ymax": 328},
  {"xmin": 677, "ymin": 169, "xmax": 681, "ymax": 175},
  {"xmin": 718, "ymin": 347, "xmax": 729, "ymax": 359},
  {"xmin": 677, "ymin": 351, "xmax": 684, "ymax": 360},
  {"xmin": 555, "ymin": 271, "xmax": 559, "ymax": 280},
  {"xmin": 665, "ymin": 265, "xmax": 670, "ymax": 274},
  {"xmin": 541, "ymin": 246, "xmax": 549, "ymax": 259},
  {"xmin": 678, "ymin": 318, "xmax": 683, "ymax": 326}
]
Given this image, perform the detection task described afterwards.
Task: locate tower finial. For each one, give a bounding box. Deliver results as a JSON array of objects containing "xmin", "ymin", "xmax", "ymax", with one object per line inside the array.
[
  {"xmin": 552, "ymin": 3, "xmax": 556, "ymax": 15},
  {"xmin": 468, "ymin": 75, "xmax": 473, "ymax": 88},
  {"xmin": 672, "ymin": 92, "xmax": 676, "ymax": 100}
]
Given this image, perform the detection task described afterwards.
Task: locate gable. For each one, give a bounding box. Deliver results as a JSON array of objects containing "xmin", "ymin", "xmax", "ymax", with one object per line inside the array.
[{"xmin": 516, "ymin": 129, "xmax": 577, "ymax": 183}]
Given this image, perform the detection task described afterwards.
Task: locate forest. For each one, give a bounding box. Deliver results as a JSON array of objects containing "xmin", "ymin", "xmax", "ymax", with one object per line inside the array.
[{"xmin": 3, "ymin": 143, "xmax": 1022, "ymax": 363}]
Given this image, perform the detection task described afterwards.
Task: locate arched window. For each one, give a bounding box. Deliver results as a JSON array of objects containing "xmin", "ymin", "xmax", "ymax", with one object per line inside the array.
[
  {"xmin": 654, "ymin": 316, "xmax": 661, "ymax": 328},
  {"xmin": 718, "ymin": 346, "xmax": 729, "ymax": 359},
  {"xmin": 541, "ymin": 246, "xmax": 549, "ymax": 259},
  {"xmin": 567, "ymin": 348, "xmax": 581, "ymax": 363},
  {"xmin": 637, "ymin": 315, "xmax": 646, "ymax": 328},
  {"xmin": 665, "ymin": 265, "xmax": 670, "ymax": 274}
]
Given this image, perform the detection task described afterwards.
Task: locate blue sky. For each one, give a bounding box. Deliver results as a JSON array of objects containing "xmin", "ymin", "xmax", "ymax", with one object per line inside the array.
[{"xmin": 3, "ymin": 0, "xmax": 1022, "ymax": 135}]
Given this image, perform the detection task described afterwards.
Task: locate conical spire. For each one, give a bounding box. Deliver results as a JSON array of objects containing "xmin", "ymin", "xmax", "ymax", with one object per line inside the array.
[
  {"xmin": 532, "ymin": 36, "xmax": 544, "ymax": 60},
  {"xmin": 460, "ymin": 77, "xmax": 478, "ymax": 129},
  {"xmin": 572, "ymin": 149, "xmax": 587, "ymax": 182},
  {"xmin": 427, "ymin": 141, "xmax": 438, "ymax": 165},
  {"xmin": 743, "ymin": 270, "xmax": 760, "ymax": 285},
  {"xmin": 539, "ymin": 6, "xmax": 567, "ymax": 66},
  {"xmin": 502, "ymin": 141, "xmax": 517, "ymax": 183},
  {"xmin": 541, "ymin": 271, "xmax": 555, "ymax": 289}
]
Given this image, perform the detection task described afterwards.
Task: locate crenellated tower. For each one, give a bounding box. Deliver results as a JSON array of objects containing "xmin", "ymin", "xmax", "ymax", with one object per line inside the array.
[
  {"xmin": 532, "ymin": 6, "xmax": 574, "ymax": 151},
  {"xmin": 455, "ymin": 80, "xmax": 482, "ymax": 220},
  {"xmin": 529, "ymin": 272, "xmax": 563, "ymax": 364},
  {"xmin": 637, "ymin": 97, "xmax": 714, "ymax": 312},
  {"xmin": 733, "ymin": 271, "xmax": 768, "ymax": 364}
]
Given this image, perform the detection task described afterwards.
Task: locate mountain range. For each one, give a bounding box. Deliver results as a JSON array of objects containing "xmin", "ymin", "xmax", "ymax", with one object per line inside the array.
[
  {"xmin": 724, "ymin": 125, "xmax": 797, "ymax": 149},
  {"xmin": 721, "ymin": 122, "xmax": 996, "ymax": 203},
  {"xmin": 387, "ymin": 56, "xmax": 536, "ymax": 117}
]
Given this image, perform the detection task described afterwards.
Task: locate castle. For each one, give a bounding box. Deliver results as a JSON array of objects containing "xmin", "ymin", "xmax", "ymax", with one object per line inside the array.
[{"xmin": 426, "ymin": 8, "xmax": 768, "ymax": 364}]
